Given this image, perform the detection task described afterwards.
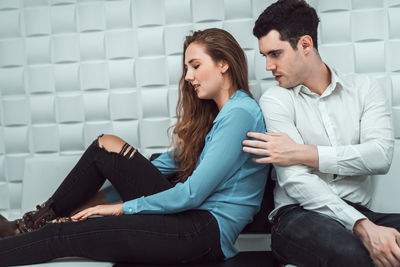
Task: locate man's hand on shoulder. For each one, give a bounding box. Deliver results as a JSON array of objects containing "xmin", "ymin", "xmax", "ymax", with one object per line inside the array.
[
  {"xmin": 242, "ymin": 132, "xmax": 319, "ymax": 168},
  {"xmin": 354, "ymin": 218, "xmax": 400, "ymax": 267}
]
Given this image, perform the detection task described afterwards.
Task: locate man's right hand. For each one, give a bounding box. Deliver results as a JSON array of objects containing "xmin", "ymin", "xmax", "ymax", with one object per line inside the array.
[{"xmin": 354, "ymin": 218, "xmax": 400, "ymax": 267}]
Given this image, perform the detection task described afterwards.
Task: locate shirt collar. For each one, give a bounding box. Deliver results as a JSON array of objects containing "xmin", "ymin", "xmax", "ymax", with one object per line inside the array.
[{"xmin": 292, "ymin": 64, "xmax": 344, "ymax": 97}]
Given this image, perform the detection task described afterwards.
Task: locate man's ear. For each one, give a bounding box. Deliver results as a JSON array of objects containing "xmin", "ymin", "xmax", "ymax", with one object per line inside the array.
[
  {"xmin": 299, "ymin": 35, "xmax": 313, "ymax": 54},
  {"xmin": 220, "ymin": 61, "xmax": 229, "ymax": 74}
]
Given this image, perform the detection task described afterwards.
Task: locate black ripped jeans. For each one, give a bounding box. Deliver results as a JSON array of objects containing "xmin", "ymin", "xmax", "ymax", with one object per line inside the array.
[{"xmin": 0, "ymin": 137, "xmax": 224, "ymax": 266}]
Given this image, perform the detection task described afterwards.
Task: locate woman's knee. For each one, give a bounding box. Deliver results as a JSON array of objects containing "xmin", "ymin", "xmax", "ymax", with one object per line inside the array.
[{"xmin": 97, "ymin": 134, "xmax": 136, "ymax": 158}]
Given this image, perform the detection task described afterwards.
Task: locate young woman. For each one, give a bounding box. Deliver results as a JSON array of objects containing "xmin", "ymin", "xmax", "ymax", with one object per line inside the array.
[{"xmin": 0, "ymin": 28, "xmax": 267, "ymax": 266}]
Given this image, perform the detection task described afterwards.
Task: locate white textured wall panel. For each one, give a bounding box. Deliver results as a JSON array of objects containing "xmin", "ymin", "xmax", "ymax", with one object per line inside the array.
[
  {"xmin": 0, "ymin": 39, "xmax": 24, "ymax": 67},
  {"xmin": 0, "ymin": 67, "xmax": 24, "ymax": 96},
  {"xmin": 0, "ymin": 0, "xmax": 398, "ymax": 215},
  {"xmin": 52, "ymin": 34, "xmax": 80, "ymax": 63},
  {"xmin": 0, "ymin": 10, "xmax": 21, "ymax": 39}
]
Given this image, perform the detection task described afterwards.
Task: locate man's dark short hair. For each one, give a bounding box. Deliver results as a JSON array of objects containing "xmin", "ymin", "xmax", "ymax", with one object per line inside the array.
[{"xmin": 253, "ymin": 0, "xmax": 320, "ymax": 50}]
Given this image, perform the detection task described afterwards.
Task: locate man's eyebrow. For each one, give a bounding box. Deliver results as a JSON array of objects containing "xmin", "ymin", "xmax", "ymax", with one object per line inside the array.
[{"xmin": 266, "ymin": 49, "xmax": 282, "ymax": 55}]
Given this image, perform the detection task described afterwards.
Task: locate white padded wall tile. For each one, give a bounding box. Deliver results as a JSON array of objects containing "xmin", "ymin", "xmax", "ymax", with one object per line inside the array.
[
  {"xmin": 2, "ymin": 97, "xmax": 30, "ymax": 126},
  {"xmin": 83, "ymin": 92, "xmax": 110, "ymax": 121},
  {"xmin": 0, "ymin": 39, "xmax": 25, "ymax": 67},
  {"xmin": 23, "ymin": 0, "xmax": 48, "ymax": 7},
  {"xmin": 52, "ymin": 34, "xmax": 80, "ymax": 63},
  {"xmin": 50, "ymin": 5, "xmax": 76, "ymax": 34},
  {"xmin": 249, "ymin": 81, "xmax": 261, "ymax": 101},
  {"xmin": 26, "ymin": 65, "xmax": 55, "ymax": 93},
  {"xmin": 165, "ymin": 0, "xmax": 191, "ymax": 25},
  {"xmin": 105, "ymin": 0, "xmax": 131, "ymax": 30},
  {"xmin": 59, "ymin": 123, "xmax": 84, "ymax": 153},
  {"xmin": 0, "ymin": 0, "xmax": 21, "ymax": 10},
  {"xmin": 105, "ymin": 30, "xmax": 135, "ymax": 59},
  {"xmin": 0, "ymin": 155, "xmax": 5, "ymax": 181},
  {"xmin": 319, "ymin": 44, "xmax": 355, "ymax": 73},
  {"xmin": 55, "ymin": 94, "xmax": 85, "ymax": 123},
  {"xmin": 50, "ymin": 0, "xmax": 76, "ymax": 5},
  {"xmin": 320, "ymin": 12, "xmax": 351, "ymax": 44},
  {"xmin": 0, "ymin": 67, "xmax": 25, "ymax": 96},
  {"xmin": 192, "ymin": 0, "xmax": 224, "ymax": 23},
  {"xmin": 0, "ymin": 10, "xmax": 21, "ymax": 39},
  {"xmin": 252, "ymin": 0, "xmax": 275, "ymax": 18},
  {"xmin": 139, "ymin": 118, "xmax": 171, "ymax": 148},
  {"xmin": 137, "ymin": 27, "xmax": 164, "ymax": 57},
  {"xmin": 165, "ymin": 25, "xmax": 193, "ymax": 56},
  {"xmin": 168, "ymin": 86, "xmax": 178, "ymax": 118},
  {"xmin": 132, "ymin": 0, "xmax": 165, "ymax": 27},
  {"xmin": 0, "ymin": 183, "xmax": 10, "ymax": 209},
  {"xmin": 0, "ymin": 130, "xmax": 4, "ymax": 155},
  {"xmin": 4, "ymin": 127, "xmax": 29, "ymax": 154},
  {"xmin": 80, "ymin": 62, "xmax": 109, "ymax": 90},
  {"xmin": 318, "ymin": 0, "xmax": 351, "ymax": 12},
  {"xmin": 387, "ymin": 0, "xmax": 400, "ymax": 7},
  {"xmin": 167, "ymin": 55, "xmax": 183, "ymax": 85},
  {"xmin": 26, "ymin": 36, "xmax": 51, "ymax": 65},
  {"xmin": 393, "ymin": 107, "xmax": 400, "ymax": 138},
  {"xmin": 194, "ymin": 22, "xmax": 224, "ymax": 31},
  {"xmin": 109, "ymin": 60, "xmax": 136, "ymax": 89},
  {"xmin": 30, "ymin": 124, "xmax": 60, "ymax": 153},
  {"xmin": 109, "ymin": 91, "xmax": 140, "ymax": 120},
  {"xmin": 23, "ymin": 7, "xmax": 51, "ymax": 37},
  {"xmin": 354, "ymin": 42, "xmax": 385, "ymax": 73},
  {"xmin": 224, "ymin": 0, "xmax": 252, "ymax": 20},
  {"xmin": 352, "ymin": 10, "xmax": 385, "ymax": 42},
  {"xmin": 388, "ymin": 8, "xmax": 400, "ymax": 39},
  {"xmin": 77, "ymin": 2, "xmax": 106, "ymax": 32},
  {"xmin": 352, "ymin": 0, "xmax": 383, "ymax": 9},
  {"xmin": 246, "ymin": 50, "xmax": 256, "ymax": 80},
  {"xmin": 4, "ymin": 154, "xmax": 29, "ymax": 182},
  {"xmin": 112, "ymin": 120, "xmax": 139, "ymax": 148},
  {"xmin": 8, "ymin": 182, "xmax": 22, "ymax": 209},
  {"xmin": 30, "ymin": 95, "xmax": 56, "ymax": 124},
  {"xmin": 79, "ymin": 32, "xmax": 106, "ymax": 61},
  {"xmin": 136, "ymin": 57, "xmax": 168, "ymax": 87},
  {"xmin": 392, "ymin": 75, "xmax": 400, "ymax": 106},
  {"xmin": 83, "ymin": 121, "xmax": 114, "ymax": 148},
  {"xmin": 141, "ymin": 88, "xmax": 169, "ymax": 118},
  {"xmin": 223, "ymin": 19, "xmax": 256, "ymax": 50},
  {"xmin": 54, "ymin": 63, "xmax": 80, "ymax": 91},
  {"xmin": 389, "ymin": 41, "xmax": 400, "ymax": 72}
]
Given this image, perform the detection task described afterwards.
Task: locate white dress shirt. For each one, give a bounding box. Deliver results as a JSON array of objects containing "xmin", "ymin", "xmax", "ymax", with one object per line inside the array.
[{"xmin": 260, "ymin": 65, "xmax": 394, "ymax": 231}]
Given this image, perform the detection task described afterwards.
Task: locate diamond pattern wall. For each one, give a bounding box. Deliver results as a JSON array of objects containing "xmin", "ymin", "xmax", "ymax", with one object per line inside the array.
[{"xmin": 0, "ymin": 0, "xmax": 399, "ymax": 214}]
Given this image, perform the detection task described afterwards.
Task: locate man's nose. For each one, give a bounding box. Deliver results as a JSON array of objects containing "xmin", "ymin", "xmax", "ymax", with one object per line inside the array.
[{"xmin": 266, "ymin": 59, "xmax": 275, "ymax": 71}]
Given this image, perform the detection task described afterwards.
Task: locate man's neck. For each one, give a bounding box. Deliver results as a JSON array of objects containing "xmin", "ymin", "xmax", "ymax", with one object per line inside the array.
[{"xmin": 302, "ymin": 60, "xmax": 331, "ymax": 96}]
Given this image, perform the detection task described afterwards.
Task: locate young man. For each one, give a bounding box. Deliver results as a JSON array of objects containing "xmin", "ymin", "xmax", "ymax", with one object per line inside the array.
[{"xmin": 243, "ymin": 0, "xmax": 400, "ymax": 266}]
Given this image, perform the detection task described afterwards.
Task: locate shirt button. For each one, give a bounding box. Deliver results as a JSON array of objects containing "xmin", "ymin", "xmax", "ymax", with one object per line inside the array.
[{"xmin": 129, "ymin": 208, "xmax": 133, "ymax": 213}]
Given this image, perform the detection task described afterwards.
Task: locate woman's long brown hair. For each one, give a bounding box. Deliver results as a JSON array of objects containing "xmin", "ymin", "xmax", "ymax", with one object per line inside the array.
[{"xmin": 172, "ymin": 28, "xmax": 253, "ymax": 182}]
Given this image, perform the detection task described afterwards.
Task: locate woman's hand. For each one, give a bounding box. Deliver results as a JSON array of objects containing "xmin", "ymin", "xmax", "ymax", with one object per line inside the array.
[{"xmin": 71, "ymin": 203, "xmax": 124, "ymax": 221}]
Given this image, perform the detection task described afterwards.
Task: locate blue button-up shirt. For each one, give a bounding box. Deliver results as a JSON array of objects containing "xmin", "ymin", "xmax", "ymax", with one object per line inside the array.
[{"xmin": 104, "ymin": 90, "xmax": 268, "ymax": 259}]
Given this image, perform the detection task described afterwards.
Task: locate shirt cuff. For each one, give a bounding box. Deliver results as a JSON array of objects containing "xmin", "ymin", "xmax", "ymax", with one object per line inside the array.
[
  {"xmin": 122, "ymin": 198, "xmax": 142, "ymax": 214},
  {"xmin": 331, "ymin": 203, "xmax": 367, "ymax": 231},
  {"xmin": 317, "ymin": 146, "xmax": 338, "ymax": 174}
]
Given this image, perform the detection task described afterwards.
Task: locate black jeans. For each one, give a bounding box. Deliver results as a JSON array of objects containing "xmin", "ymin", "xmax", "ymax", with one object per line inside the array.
[
  {"xmin": 0, "ymin": 137, "xmax": 224, "ymax": 266},
  {"xmin": 271, "ymin": 202, "xmax": 400, "ymax": 267}
]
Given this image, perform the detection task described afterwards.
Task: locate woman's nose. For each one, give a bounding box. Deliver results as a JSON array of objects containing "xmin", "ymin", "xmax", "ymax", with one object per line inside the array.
[{"xmin": 185, "ymin": 69, "xmax": 194, "ymax": 82}]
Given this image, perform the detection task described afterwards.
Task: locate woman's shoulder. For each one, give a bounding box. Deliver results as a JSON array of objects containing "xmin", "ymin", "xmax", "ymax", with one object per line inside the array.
[{"xmin": 229, "ymin": 90, "xmax": 263, "ymax": 117}]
